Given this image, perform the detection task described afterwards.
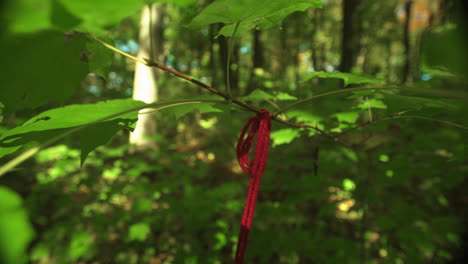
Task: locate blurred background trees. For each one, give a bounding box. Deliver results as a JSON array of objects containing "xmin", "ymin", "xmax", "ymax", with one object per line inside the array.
[{"xmin": 0, "ymin": 0, "xmax": 467, "ymax": 263}]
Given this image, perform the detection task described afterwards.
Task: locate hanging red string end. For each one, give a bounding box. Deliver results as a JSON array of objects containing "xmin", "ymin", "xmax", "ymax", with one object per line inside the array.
[{"xmin": 234, "ymin": 109, "xmax": 271, "ymax": 264}]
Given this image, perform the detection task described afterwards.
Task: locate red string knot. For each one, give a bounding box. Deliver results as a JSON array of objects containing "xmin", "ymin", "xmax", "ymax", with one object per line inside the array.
[{"xmin": 234, "ymin": 109, "xmax": 271, "ymax": 264}]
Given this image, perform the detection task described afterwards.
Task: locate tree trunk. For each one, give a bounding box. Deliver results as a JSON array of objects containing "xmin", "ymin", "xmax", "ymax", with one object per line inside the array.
[
  {"xmin": 310, "ymin": 9, "xmax": 320, "ymax": 71},
  {"xmin": 209, "ymin": 23, "xmax": 218, "ymax": 85},
  {"xmin": 339, "ymin": 0, "xmax": 361, "ymax": 73},
  {"xmin": 129, "ymin": 4, "xmax": 165, "ymax": 151},
  {"xmin": 401, "ymin": 0, "xmax": 413, "ymax": 84},
  {"xmin": 247, "ymin": 30, "xmax": 264, "ymax": 94},
  {"xmin": 217, "ymin": 23, "xmax": 240, "ymax": 96}
]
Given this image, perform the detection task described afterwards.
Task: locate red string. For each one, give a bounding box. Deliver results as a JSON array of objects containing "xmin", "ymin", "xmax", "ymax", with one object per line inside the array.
[{"xmin": 234, "ymin": 109, "xmax": 271, "ymax": 264}]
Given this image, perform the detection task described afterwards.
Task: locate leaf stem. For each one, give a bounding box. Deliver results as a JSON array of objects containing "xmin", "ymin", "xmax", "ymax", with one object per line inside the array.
[{"xmin": 93, "ymin": 37, "xmax": 149, "ymax": 66}]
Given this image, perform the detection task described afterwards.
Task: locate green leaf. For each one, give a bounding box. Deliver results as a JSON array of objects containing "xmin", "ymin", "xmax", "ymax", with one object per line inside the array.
[
  {"xmin": 189, "ymin": 0, "xmax": 322, "ymax": 37},
  {"xmin": 80, "ymin": 121, "xmax": 132, "ymax": 167},
  {"xmin": 59, "ymin": 0, "xmax": 145, "ymax": 34},
  {"xmin": 270, "ymin": 128, "xmax": 300, "ymax": 147},
  {"xmin": 68, "ymin": 231, "xmax": 93, "ymax": 261},
  {"xmin": 334, "ymin": 111, "xmax": 360, "ymax": 124},
  {"xmin": 342, "ymin": 178, "xmax": 356, "ymax": 191},
  {"xmin": 132, "ymin": 198, "xmax": 153, "ymax": 214},
  {"xmin": 275, "ymin": 92, "xmax": 297, "ymax": 101},
  {"xmin": 0, "ymin": 99, "xmax": 146, "ymax": 159},
  {"xmin": 381, "ymin": 92, "xmax": 458, "ymax": 112},
  {"xmin": 4, "ymin": 0, "xmax": 145, "ymax": 34},
  {"xmin": 128, "ymin": 223, "xmax": 151, "ymax": 242},
  {"xmin": 305, "ymin": 71, "xmax": 384, "ymax": 87},
  {"xmin": 421, "ymin": 67, "xmax": 457, "ymax": 79},
  {"xmin": 0, "ymin": 31, "xmax": 88, "ymax": 112},
  {"xmin": 148, "ymin": 0, "xmax": 197, "ymax": 7},
  {"xmin": 0, "ymin": 186, "xmax": 34, "ymax": 264},
  {"xmin": 421, "ymin": 25, "xmax": 468, "ymax": 75},
  {"xmin": 356, "ymin": 98, "xmax": 387, "ymax": 110},
  {"xmin": 240, "ymin": 89, "xmax": 275, "ymax": 102},
  {"xmin": 50, "ymin": 0, "xmax": 82, "ymax": 30},
  {"xmin": 4, "ymin": 0, "xmax": 53, "ymax": 34},
  {"xmin": 85, "ymin": 36, "xmax": 114, "ymax": 78},
  {"xmin": 287, "ymin": 110, "xmax": 322, "ymax": 126}
]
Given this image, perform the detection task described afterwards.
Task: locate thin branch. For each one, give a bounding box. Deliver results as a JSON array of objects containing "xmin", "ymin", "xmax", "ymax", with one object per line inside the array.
[
  {"xmin": 93, "ymin": 37, "xmax": 149, "ymax": 65},
  {"xmin": 93, "ymin": 38, "xmax": 337, "ymax": 139}
]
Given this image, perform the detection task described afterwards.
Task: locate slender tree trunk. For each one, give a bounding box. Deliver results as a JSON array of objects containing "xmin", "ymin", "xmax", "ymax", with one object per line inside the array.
[
  {"xmin": 209, "ymin": 23, "xmax": 218, "ymax": 85},
  {"xmin": 310, "ymin": 9, "xmax": 320, "ymax": 71},
  {"xmin": 279, "ymin": 27, "xmax": 288, "ymax": 78},
  {"xmin": 247, "ymin": 30, "xmax": 264, "ymax": 94},
  {"xmin": 339, "ymin": 0, "xmax": 361, "ymax": 73},
  {"xmin": 401, "ymin": 0, "xmax": 413, "ymax": 84},
  {"xmin": 217, "ymin": 23, "xmax": 239, "ymax": 96},
  {"xmin": 129, "ymin": 4, "xmax": 165, "ymax": 151}
]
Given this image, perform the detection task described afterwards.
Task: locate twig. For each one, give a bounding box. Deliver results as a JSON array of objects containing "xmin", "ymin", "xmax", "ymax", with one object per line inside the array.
[
  {"xmin": 95, "ymin": 38, "xmax": 337, "ymax": 139},
  {"xmin": 144, "ymin": 58, "xmax": 339, "ymax": 141}
]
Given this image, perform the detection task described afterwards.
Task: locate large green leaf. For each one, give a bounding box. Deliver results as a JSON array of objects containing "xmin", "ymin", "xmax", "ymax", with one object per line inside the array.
[
  {"xmin": 3, "ymin": 0, "xmax": 145, "ymax": 35},
  {"xmin": 305, "ymin": 71, "xmax": 384, "ymax": 87},
  {"xmin": 3, "ymin": 0, "xmax": 54, "ymax": 34},
  {"xmin": 0, "ymin": 99, "xmax": 146, "ymax": 161},
  {"xmin": 0, "ymin": 31, "xmax": 88, "ymax": 112},
  {"xmin": 189, "ymin": 0, "xmax": 322, "ymax": 37},
  {"xmin": 380, "ymin": 92, "xmax": 459, "ymax": 112},
  {"xmin": 0, "ymin": 186, "xmax": 34, "ymax": 264},
  {"xmin": 85, "ymin": 36, "xmax": 115, "ymax": 78},
  {"xmin": 80, "ymin": 120, "xmax": 132, "ymax": 166},
  {"xmin": 60, "ymin": 0, "xmax": 145, "ymax": 34}
]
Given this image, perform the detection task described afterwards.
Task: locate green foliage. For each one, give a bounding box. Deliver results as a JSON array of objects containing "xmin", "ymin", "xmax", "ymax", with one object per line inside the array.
[
  {"xmin": 190, "ymin": 0, "xmax": 322, "ymax": 37},
  {"xmin": 0, "ymin": 31, "xmax": 88, "ymax": 112},
  {"xmin": 128, "ymin": 223, "xmax": 151, "ymax": 242},
  {"xmin": 240, "ymin": 89, "xmax": 298, "ymax": 103},
  {"xmin": 4, "ymin": 0, "xmax": 146, "ymax": 35},
  {"xmin": 270, "ymin": 128, "xmax": 300, "ymax": 147},
  {"xmin": 380, "ymin": 91, "xmax": 460, "ymax": 112},
  {"xmin": 69, "ymin": 231, "xmax": 94, "ymax": 261},
  {"xmin": 0, "ymin": 186, "xmax": 34, "ymax": 264},
  {"xmin": 240, "ymin": 89, "xmax": 275, "ymax": 102},
  {"xmin": 85, "ymin": 36, "xmax": 115, "ymax": 78},
  {"xmin": 421, "ymin": 24, "xmax": 468, "ymax": 75},
  {"xmin": 0, "ymin": 99, "xmax": 146, "ymax": 163},
  {"xmin": 305, "ymin": 71, "xmax": 384, "ymax": 86},
  {"xmin": 0, "ymin": 0, "xmax": 467, "ymax": 263}
]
